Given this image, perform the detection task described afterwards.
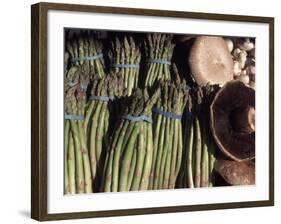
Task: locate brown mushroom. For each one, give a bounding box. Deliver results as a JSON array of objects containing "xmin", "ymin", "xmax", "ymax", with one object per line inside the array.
[
  {"xmin": 215, "ymin": 159, "xmax": 255, "ymax": 185},
  {"xmin": 210, "ymin": 80, "xmax": 255, "ymax": 161},
  {"xmin": 189, "ymin": 36, "xmax": 233, "ymax": 86}
]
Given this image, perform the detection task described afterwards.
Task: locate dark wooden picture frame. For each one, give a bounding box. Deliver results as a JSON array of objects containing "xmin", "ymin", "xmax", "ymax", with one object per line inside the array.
[{"xmin": 31, "ymin": 2, "xmax": 274, "ymax": 221}]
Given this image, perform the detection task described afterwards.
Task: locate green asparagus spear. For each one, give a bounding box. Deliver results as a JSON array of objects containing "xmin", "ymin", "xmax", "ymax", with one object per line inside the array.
[
  {"xmin": 194, "ymin": 116, "xmax": 202, "ymax": 188},
  {"xmin": 68, "ymin": 131, "xmax": 76, "ymax": 194},
  {"xmin": 186, "ymin": 117, "xmax": 194, "ymax": 188},
  {"xmin": 64, "ymin": 120, "xmax": 70, "ymax": 194},
  {"xmin": 140, "ymin": 122, "xmax": 153, "ymax": 190},
  {"xmin": 131, "ymin": 122, "xmax": 145, "ymax": 191},
  {"xmin": 111, "ymin": 120, "xmax": 130, "ymax": 191},
  {"xmin": 119, "ymin": 123, "xmax": 140, "ymax": 191}
]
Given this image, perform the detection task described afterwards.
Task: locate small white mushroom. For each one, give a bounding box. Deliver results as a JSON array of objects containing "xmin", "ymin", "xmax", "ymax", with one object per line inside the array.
[
  {"xmin": 238, "ymin": 50, "xmax": 248, "ymax": 69},
  {"xmin": 238, "ymin": 74, "xmax": 250, "ymax": 84},
  {"xmin": 232, "ymin": 48, "xmax": 241, "ymax": 59},
  {"xmin": 238, "ymin": 38, "xmax": 255, "ymax": 51},
  {"xmin": 233, "ymin": 61, "xmax": 241, "ymax": 77},
  {"xmin": 224, "ymin": 38, "xmax": 234, "ymax": 52},
  {"xmin": 241, "ymin": 69, "xmax": 247, "ymax": 76}
]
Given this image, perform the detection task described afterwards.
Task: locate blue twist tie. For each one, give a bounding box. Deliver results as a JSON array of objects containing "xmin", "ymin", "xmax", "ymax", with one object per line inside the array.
[
  {"xmin": 65, "ymin": 114, "xmax": 84, "ymax": 120},
  {"xmin": 123, "ymin": 114, "xmax": 152, "ymax": 123},
  {"xmin": 71, "ymin": 53, "xmax": 103, "ymax": 62},
  {"xmin": 148, "ymin": 59, "xmax": 171, "ymax": 65},
  {"xmin": 112, "ymin": 64, "xmax": 140, "ymax": 68},
  {"xmin": 152, "ymin": 108, "xmax": 182, "ymax": 120},
  {"xmin": 90, "ymin": 96, "xmax": 114, "ymax": 102}
]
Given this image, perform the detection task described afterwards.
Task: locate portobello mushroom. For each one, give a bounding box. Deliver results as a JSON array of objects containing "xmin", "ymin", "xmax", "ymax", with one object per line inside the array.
[
  {"xmin": 215, "ymin": 159, "xmax": 255, "ymax": 185},
  {"xmin": 210, "ymin": 80, "xmax": 255, "ymax": 161},
  {"xmin": 189, "ymin": 36, "xmax": 233, "ymax": 86}
]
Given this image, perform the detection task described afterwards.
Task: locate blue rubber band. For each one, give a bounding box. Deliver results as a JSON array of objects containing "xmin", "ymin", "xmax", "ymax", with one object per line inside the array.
[
  {"xmin": 148, "ymin": 59, "xmax": 171, "ymax": 65},
  {"xmin": 152, "ymin": 108, "xmax": 182, "ymax": 120},
  {"xmin": 65, "ymin": 114, "xmax": 84, "ymax": 120},
  {"xmin": 123, "ymin": 114, "xmax": 152, "ymax": 123},
  {"xmin": 71, "ymin": 53, "xmax": 103, "ymax": 62},
  {"xmin": 90, "ymin": 95, "xmax": 114, "ymax": 102},
  {"xmin": 112, "ymin": 64, "xmax": 140, "ymax": 68}
]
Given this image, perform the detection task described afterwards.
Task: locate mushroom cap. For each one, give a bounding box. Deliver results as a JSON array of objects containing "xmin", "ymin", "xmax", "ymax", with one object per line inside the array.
[
  {"xmin": 189, "ymin": 36, "xmax": 233, "ymax": 86},
  {"xmin": 215, "ymin": 159, "xmax": 255, "ymax": 185},
  {"xmin": 210, "ymin": 80, "xmax": 255, "ymax": 161}
]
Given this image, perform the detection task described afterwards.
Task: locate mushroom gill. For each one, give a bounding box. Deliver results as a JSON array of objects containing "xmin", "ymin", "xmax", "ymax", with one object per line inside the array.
[{"xmin": 210, "ymin": 80, "xmax": 255, "ymax": 161}]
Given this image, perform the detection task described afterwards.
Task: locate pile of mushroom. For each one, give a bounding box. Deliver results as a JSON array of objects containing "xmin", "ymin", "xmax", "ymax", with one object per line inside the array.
[{"xmin": 224, "ymin": 37, "xmax": 255, "ymax": 89}]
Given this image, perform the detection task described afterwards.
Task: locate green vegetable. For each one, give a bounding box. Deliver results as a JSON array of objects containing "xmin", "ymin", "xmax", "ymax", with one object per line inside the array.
[
  {"xmin": 65, "ymin": 89, "xmax": 85, "ymax": 193},
  {"xmin": 66, "ymin": 31, "xmax": 105, "ymax": 80},
  {"xmin": 109, "ymin": 36, "xmax": 141, "ymax": 96},
  {"xmin": 102, "ymin": 88, "xmax": 160, "ymax": 192},
  {"xmin": 150, "ymin": 69, "xmax": 187, "ymax": 189},
  {"xmin": 144, "ymin": 34, "xmax": 175, "ymax": 87},
  {"xmin": 178, "ymin": 85, "xmax": 220, "ymax": 189},
  {"xmin": 64, "ymin": 120, "xmax": 70, "ymax": 194},
  {"xmin": 68, "ymin": 132, "xmax": 76, "ymax": 194}
]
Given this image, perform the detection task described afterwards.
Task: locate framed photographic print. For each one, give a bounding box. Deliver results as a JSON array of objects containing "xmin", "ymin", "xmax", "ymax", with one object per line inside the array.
[{"xmin": 31, "ymin": 2, "xmax": 274, "ymax": 221}]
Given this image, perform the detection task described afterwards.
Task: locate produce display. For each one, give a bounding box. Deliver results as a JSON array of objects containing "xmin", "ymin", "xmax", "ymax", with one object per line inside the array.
[{"xmin": 64, "ymin": 30, "xmax": 256, "ymax": 194}]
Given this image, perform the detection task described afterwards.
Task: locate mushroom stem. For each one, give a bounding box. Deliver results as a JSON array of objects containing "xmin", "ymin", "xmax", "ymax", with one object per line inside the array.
[{"xmin": 229, "ymin": 106, "xmax": 255, "ymax": 133}]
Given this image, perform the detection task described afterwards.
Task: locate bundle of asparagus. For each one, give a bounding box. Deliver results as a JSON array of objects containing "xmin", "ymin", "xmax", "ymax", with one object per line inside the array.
[
  {"xmin": 178, "ymin": 85, "xmax": 220, "ymax": 188},
  {"xmin": 64, "ymin": 66, "xmax": 92, "ymax": 194},
  {"xmin": 144, "ymin": 34, "xmax": 175, "ymax": 87},
  {"xmin": 102, "ymin": 88, "xmax": 160, "ymax": 192},
  {"xmin": 148, "ymin": 74, "xmax": 188, "ymax": 190},
  {"xmin": 109, "ymin": 36, "xmax": 141, "ymax": 96},
  {"xmin": 84, "ymin": 74, "xmax": 125, "ymax": 192},
  {"xmin": 66, "ymin": 31, "xmax": 105, "ymax": 79}
]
